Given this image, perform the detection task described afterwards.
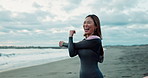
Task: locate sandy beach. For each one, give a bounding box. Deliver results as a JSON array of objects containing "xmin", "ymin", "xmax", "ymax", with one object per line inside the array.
[{"xmin": 0, "ymin": 45, "xmax": 147, "ymax": 78}]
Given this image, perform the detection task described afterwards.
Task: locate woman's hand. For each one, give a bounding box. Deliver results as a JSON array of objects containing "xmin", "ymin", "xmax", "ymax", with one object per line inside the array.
[
  {"xmin": 69, "ymin": 30, "xmax": 76, "ymax": 37},
  {"xmin": 59, "ymin": 41, "xmax": 64, "ymax": 47}
]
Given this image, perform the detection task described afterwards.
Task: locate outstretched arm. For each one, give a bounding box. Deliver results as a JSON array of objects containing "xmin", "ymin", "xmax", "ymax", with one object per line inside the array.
[
  {"xmin": 73, "ymin": 39, "xmax": 101, "ymax": 49},
  {"xmin": 59, "ymin": 41, "xmax": 68, "ymax": 47},
  {"xmin": 62, "ymin": 42, "xmax": 68, "ymax": 47}
]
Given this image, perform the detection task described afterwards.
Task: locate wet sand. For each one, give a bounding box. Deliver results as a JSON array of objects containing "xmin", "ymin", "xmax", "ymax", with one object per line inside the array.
[{"xmin": 0, "ymin": 45, "xmax": 148, "ymax": 78}]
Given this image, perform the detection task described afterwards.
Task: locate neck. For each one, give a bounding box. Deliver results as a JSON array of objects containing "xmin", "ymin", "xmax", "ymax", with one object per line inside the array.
[{"xmin": 85, "ymin": 34, "xmax": 93, "ymax": 38}]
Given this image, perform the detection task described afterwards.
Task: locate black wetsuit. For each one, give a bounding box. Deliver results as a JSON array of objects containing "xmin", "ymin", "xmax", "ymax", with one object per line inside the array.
[{"xmin": 63, "ymin": 37, "xmax": 103, "ymax": 78}]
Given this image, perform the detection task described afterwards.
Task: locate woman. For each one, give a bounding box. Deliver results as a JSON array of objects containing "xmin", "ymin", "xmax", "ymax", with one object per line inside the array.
[{"xmin": 59, "ymin": 14, "xmax": 104, "ymax": 78}]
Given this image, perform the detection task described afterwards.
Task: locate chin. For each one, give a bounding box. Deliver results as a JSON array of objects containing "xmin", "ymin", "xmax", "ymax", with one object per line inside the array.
[
  {"xmin": 84, "ymin": 32, "xmax": 88, "ymax": 35},
  {"xmin": 84, "ymin": 32, "xmax": 91, "ymax": 35}
]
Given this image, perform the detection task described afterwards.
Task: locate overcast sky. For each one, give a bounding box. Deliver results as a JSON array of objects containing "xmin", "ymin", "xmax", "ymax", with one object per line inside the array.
[{"xmin": 0, "ymin": 0, "xmax": 148, "ymax": 46}]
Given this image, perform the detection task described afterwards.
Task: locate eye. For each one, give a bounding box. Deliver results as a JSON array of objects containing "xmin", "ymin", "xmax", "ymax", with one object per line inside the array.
[{"xmin": 83, "ymin": 21, "xmax": 86, "ymax": 24}]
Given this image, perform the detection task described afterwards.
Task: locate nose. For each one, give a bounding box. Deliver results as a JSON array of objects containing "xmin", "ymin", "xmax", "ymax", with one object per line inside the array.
[{"xmin": 83, "ymin": 23, "xmax": 88, "ymax": 28}]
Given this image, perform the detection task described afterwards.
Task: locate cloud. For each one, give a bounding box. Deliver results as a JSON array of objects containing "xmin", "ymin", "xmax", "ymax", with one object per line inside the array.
[
  {"xmin": 0, "ymin": 0, "xmax": 37, "ymax": 13},
  {"xmin": 92, "ymin": 0, "xmax": 148, "ymax": 25},
  {"xmin": 32, "ymin": 2, "xmax": 43, "ymax": 8},
  {"xmin": 102, "ymin": 24, "xmax": 148, "ymax": 45},
  {"xmin": 0, "ymin": 10, "xmax": 12, "ymax": 21},
  {"xmin": 0, "ymin": 0, "xmax": 147, "ymax": 25},
  {"xmin": 0, "ymin": 0, "xmax": 148, "ymax": 46}
]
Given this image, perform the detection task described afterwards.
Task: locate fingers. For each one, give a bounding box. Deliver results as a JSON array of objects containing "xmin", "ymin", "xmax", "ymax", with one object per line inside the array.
[
  {"xmin": 59, "ymin": 41, "xmax": 64, "ymax": 47},
  {"xmin": 69, "ymin": 30, "xmax": 76, "ymax": 37},
  {"xmin": 70, "ymin": 30, "xmax": 76, "ymax": 34}
]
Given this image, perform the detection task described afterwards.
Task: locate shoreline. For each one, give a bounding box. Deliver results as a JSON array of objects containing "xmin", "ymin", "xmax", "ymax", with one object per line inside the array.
[
  {"xmin": 0, "ymin": 56, "xmax": 70, "ymax": 73},
  {"xmin": 1, "ymin": 44, "xmax": 148, "ymax": 49},
  {"xmin": 0, "ymin": 56, "xmax": 80, "ymax": 78},
  {"xmin": 0, "ymin": 49, "xmax": 69, "ymax": 73},
  {"xmin": 0, "ymin": 45, "xmax": 148, "ymax": 78}
]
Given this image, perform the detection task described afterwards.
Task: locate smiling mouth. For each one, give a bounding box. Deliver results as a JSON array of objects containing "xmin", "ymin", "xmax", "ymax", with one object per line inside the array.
[{"xmin": 84, "ymin": 28, "xmax": 89, "ymax": 32}]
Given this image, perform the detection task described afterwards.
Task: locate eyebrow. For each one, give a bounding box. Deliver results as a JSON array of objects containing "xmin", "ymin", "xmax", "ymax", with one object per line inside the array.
[{"xmin": 83, "ymin": 20, "xmax": 94, "ymax": 23}]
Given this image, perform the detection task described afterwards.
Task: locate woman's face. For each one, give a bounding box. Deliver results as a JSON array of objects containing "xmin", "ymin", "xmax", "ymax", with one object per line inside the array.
[{"xmin": 83, "ymin": 17, "xmax": 96, "ymax": 36}]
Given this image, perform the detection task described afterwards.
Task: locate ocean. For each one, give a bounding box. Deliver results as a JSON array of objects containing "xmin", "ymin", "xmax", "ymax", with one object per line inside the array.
[{"xmin": 0, "ymin": 49, "xmax": 69, "ymax": 72}]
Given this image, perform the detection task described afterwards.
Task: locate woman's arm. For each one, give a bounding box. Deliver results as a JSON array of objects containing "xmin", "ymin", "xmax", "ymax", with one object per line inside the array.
[
  {"xmin": 74, "ymin": 39, "xmax": 101, "ymax": 49},
  {"xmin": 60, "ymin": 39, "xmax": 100, "ymax": 49},
  {"xmin": 62, "ymin": 42, "xmax": 68, "ymax": 47},
  {"xmin": 68, "ymin": 30, "xmax": 78, "ymax": 57},
  {"xmin": 59, "ymin": 41, "xmax": 68, "ymax": 47},
  {"xmin": 68, "ymin": 37, "xmax": 78, "ymax": 57}
]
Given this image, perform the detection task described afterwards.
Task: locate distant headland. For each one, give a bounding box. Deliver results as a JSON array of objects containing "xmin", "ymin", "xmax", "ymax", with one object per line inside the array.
[
  {"xmin": 0, "ymin": 44, "xmax": 148, "ymax": 49},
  {"xmin": 0, "ymin": 46, "xmax": 65, "ymax": 49}
]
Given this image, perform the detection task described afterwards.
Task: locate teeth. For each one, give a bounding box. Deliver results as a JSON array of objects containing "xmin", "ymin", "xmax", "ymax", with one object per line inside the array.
[{"xmin": 84, "ymin": 28, "xmax": 89, "ymax": 30}]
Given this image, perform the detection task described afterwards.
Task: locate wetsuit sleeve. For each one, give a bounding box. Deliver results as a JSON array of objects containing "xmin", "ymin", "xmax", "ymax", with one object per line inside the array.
[
  {"xmin": 68, "ymin": 37, "xmax": 78, "ymax": 57},
  {"xmin": 62, "ymin": 42, "xmax": 68, "ymax": 47},
  {"xmin": 74, "ymin": 39, "xmax": 100, "ymax": 49}
]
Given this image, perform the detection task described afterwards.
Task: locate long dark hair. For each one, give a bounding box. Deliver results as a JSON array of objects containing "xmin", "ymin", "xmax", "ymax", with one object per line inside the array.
[
  {"xmin": 86, "ymin": 14, "xmax": 104, "ymax": 62},
  {"xmin": 86, "ymin": 14, "xmax": 102, "ymax": 40}
]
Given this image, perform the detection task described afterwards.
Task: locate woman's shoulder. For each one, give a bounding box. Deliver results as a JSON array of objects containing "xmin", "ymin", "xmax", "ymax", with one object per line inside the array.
[
  {"xmin": 81, "ymin": 35, "xmax": 101, "ymax": 43},
  {"xmin": 86, "ymin": 35, "xmax": 101, "ymax": 40}
]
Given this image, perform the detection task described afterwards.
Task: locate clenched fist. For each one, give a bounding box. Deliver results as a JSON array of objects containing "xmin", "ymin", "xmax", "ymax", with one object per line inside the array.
[{"xmin": 69, "ymin": 30, "xmax": 76, "ymax": 37}]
